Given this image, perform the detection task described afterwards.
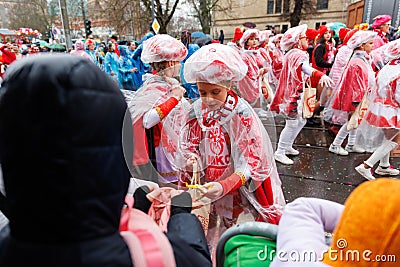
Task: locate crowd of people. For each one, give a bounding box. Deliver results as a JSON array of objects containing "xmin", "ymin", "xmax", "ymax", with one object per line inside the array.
[{"xmin": 0, "ymin": 13, "xmax": 399, "ymax": 266}]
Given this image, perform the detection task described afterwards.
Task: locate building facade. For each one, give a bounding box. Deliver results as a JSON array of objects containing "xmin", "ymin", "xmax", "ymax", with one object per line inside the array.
[{"xmin": 212, "ymin": 0, "xmax": 350, "ymax": 40}]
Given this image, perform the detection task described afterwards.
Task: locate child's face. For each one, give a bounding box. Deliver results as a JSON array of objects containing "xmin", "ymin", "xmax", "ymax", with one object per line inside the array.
[
  {"xmin": 246, "ymin": 36, "xmax": 259, "ymax": 48},
  {"xmin": 165, "ymin": 61, "xmax": 181, "ymax": 77},
  {"xmin": 323, "ymin": 31, "xmax": 331, "ymax": 41},
  {"xmin": 197, "ymin": 82, "xmax": 229, "ymax": 111},
  {"xmin": 362, "ymin": 39, "xmax": 374, "ymax": 54}
]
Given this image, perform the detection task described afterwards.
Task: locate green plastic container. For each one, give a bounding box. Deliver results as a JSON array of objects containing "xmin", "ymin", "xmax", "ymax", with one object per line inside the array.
[{"xmin": 224, "ymin": 234, "xmax": 277, "ymax": 267}]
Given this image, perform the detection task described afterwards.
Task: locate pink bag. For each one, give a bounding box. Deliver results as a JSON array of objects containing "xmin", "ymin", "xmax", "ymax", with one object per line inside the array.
[{"xmin": 120, "ymin": 195, "xmax": 176, "ymax": 267}]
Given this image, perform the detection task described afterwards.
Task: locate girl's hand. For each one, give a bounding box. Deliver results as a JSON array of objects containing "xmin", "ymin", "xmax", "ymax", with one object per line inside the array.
[
  {"xmin": 171, "ymin": 85, "xmax": 185, "ymax": 100},
  {"xmin": 319, "ymin": 75, "xmax": 333, "ymax": 88},
  {"xmin": 259, "ymin": 67, "xmax": 269, "ymax": 76},
  {"xmin": 203, "ymin": 182, "xmax": 223, "ymax": 200}
]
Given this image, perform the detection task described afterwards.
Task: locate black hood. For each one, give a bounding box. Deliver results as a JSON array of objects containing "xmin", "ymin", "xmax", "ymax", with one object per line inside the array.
[{"xmin": 0, "ymin": 55, "xmax": 132, "ymax": 243}]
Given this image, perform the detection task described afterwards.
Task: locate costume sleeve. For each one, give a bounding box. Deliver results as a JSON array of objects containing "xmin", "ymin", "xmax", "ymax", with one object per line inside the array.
[
  {"xmin": 142, "ymin": 97, "xmax": 179, "ymax": 129},
  {"xmin": 301, "ymin": 59, "xmax": 324, "ymax": 84},
  {"xmin": 301, "ymin": 59, "xmax": 315, "ymax": 76},
  {"xmin": 314, "ymin": 45, "xmax": 333, "ymax": 68},
  {"xmin": 218, "ymin": 172, "xmax": 247, "ymax": 194},
  {"xmin": 270, "ymin": 198, "xmax": 344, "ymax": 267},
  {"xmin": 237, "ymin": 53, "xmax": 259, "ymax": 104}
]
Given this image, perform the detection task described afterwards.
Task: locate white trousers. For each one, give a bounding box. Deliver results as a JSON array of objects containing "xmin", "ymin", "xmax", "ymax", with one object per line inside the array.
[
  {"xmin": 276, "ymin": 117, "xmax": 307, "ymax": 155},
  {"xmin": 332, "ymin": 122, "xmax": 357, "ymax": 146},
  {"xmin": 365, "ymin": 140, "xmax": 398, "ymax": 168}
]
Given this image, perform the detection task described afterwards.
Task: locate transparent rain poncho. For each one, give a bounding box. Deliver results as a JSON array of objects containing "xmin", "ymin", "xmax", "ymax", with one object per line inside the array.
[
  {"xmin": 179, "ymin": 43, "xmax": 285, "ymax": 255},
  {"xmin": 356, "ymin": 40, "xmax": 400, "ymax": 150}
]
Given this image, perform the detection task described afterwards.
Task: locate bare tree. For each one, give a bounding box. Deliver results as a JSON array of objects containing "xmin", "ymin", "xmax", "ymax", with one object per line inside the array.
[
  {"xmin": 186, "ymin": 0, "xmax": 220, "ymax": 34},
  {"xmin": 7, "ymin": 0, "xmax": 51, "ymax": 34},
  {"xmin": 141, "ymin": 0, "xmax": 181, "ymax": 34},
  {"xmin": 186, "ymin": 0, "xmax": 254, "ymax": 34},
  {"xmin": 167, "ymin": 12, "xmax": 201, "ymax": 37},
  {"xmin": 99, "ymin": 0, "xmax": 149, "ymax": 40},
  {"xmin": 282, "ymin": 0, "xmax": 317, "ymax": 27}
]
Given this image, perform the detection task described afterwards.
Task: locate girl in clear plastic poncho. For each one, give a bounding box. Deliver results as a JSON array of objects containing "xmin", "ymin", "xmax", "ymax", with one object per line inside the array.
[
  {"xmin": 124, "ymin": 34, "xmax": 189, "ymax": 185},
  {"xmin": 326, "ymin": 31, "xmax": 377, "ymax": 156},
  {"xmin": 354, "ymin": 39, "xmax": 400, "ymax": 180},
  {"xmin": 239, "ymin": 29, "xmax": 272, "ymax": 109},
  {"xmin": 181, "ymin": 43, "xmax": 285, "ymax": 254},
  {"xmin": 270, "ymin": 24, "xmax": 333, "ymax": 165}
]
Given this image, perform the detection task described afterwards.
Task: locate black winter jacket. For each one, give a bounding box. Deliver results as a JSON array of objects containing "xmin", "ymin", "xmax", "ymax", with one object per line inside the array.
[{"xmin": 0, "ymin": 55, "xmax": 133, "ymax": 267}]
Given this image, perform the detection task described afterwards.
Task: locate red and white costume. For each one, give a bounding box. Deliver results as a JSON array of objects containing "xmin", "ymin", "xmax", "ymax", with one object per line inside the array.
[
  {"xmin": 239, "ymin": 29, "xmax": 273, "ymax": 107},
  {"xmin": 355, "ymin": 39, "xmax": 400, "ymax": 178},
  {"xmin": 320, "ymin": 29, "xmax": 359, "ymax": 107},
  {"xmin": 267, "ymin": 34, "xmax": 284, "ymax": 91},
  {"xmin": 325, "ymin": 31, "xmax": 377, "ymax": 125},
  {"xmin": 326, "ymin": 31, "xmax": 377, "ymax": 156},
  {"xmin": 365, "ymin": 57, "xmax": 400, "ymax": 128},
  {"xmin": 125, "ymin": 34, "xmax": 189, "ymax": 184},
  {"xmin": 182, "ymin": 43, "xmax": 285, "ymax": 254},
  {"xmin": 270, "ymin": 24, "xmax": 329, "ymax": 165}
]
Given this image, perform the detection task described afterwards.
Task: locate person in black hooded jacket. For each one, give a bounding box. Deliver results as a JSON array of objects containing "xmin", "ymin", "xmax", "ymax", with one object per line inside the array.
[
  {"xmin": 0, "ymin": 54, "xmax": 133, "ymax": 267},
  {"xmin": 0, "ymin": 54, "xmax": 211, "ymax": 267}
]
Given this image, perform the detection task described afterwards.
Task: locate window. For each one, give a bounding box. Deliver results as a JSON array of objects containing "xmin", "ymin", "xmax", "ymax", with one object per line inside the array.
[
  {"xmin": 267, "ymin": 0, "xmax": 283, "ymax": 14},
  {"xmin": 275, "ymin": 0, "xmax": 282, "ymax": 13},
  {"xmin": 267, "ymin": 0, "xmax": 274, "ymax": 14},
  {"xmin": 317, "ymin": 0, "xmax": 329, "ymax": 10},
  {"xmin": 315, "ymin": 22, "xmax": 327, "ymax": 29},
  {"xmin": 281, "ymin": 24, "xmax": 288, "ymax": 33}
]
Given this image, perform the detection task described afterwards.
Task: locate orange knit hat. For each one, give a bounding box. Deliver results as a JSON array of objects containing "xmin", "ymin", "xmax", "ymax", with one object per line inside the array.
[{"xmin": 322, "ymin": 178, "xmax": 400, "ymax": 266}]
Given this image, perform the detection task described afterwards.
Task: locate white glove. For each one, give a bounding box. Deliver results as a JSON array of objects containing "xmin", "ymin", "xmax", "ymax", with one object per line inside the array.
[{"xmin": 319, "ymin": 75, "xmax": 333, "ymax": 88}]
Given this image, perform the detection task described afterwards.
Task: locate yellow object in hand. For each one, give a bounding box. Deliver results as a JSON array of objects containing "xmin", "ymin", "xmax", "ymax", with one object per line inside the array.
[{"xmin": 185, "ymin": 182, "xmax": 212, "ymax": 194}]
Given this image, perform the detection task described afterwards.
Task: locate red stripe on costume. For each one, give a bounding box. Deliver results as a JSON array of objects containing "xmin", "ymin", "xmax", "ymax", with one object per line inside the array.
[
  {"xmin": 219, "ymin": 173, "xmax": 245, "ymax": 194},
  {"xmin": 155, "ymin": 97, "xmax": 179, "ymax": 119},
  {"xmin": 254, "ymin": 177, "xmax": 280, "ymax": 224},
  {"xmin": 133, "ymin": 118, "xmax": 150, "ymax": 165},
  {"xmin": 365, "ymin": 112, "xmax": 400, "ymax": 129}
]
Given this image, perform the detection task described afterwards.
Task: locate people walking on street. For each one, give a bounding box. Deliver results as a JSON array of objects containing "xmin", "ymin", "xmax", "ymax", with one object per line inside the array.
[
  {"xmin": 327, "ymin": 30, "xmax": 377, "ymax": 156},
  {"xmin": 118, "ymin": 45, "xmax": 137, "ymax": 91},
  {"xmin": 355, "ymin": 39, "xmax": 400, "ymax": 180},
  {"xmin": 270, "ymin": 24, "xmax": 333, "ymax": 165}
]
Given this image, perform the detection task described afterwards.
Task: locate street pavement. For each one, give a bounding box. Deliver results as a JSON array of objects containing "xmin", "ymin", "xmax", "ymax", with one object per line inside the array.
[{"xmin": 261, "ymin": 114, "xmax": 400, "ymax": 205}]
